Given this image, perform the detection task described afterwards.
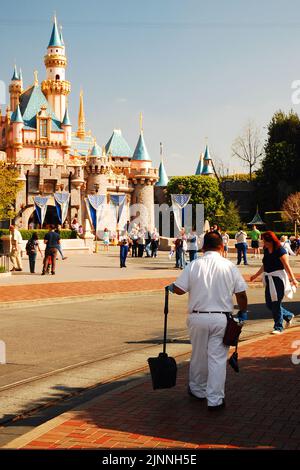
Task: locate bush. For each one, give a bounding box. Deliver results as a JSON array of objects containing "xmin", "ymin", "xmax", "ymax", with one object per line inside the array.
[
  {"xmin": 0, "ymin": 266, "xmax": 6, "ymax": 273},
  {"xmin": 0, "ymin": 229, "xmax": 77, "ymax": 240}
]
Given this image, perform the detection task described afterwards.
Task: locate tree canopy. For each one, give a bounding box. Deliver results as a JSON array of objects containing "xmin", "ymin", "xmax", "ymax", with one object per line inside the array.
[
  {"xmin": 256, "ymin": 110, "xmax": 300, "ymax": 210},
  {"xmin": 0, "ymin": 163, "xmax": 23, "ymax": 221},
  {"xmin": 166, "ymin": 175, "xmax": 224, "ymax": 222}
]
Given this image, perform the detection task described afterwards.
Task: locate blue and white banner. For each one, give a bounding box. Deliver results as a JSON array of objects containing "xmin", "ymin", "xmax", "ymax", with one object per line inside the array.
[
  {"xmin": 54, "ymin": 192, "xmax": 70, "ymax": 225},
  {"xmin": 34, "ymin": 196, "xmax": 49, "ymax": 227},
  {"xmin": 110, "ymin": 194, "xmax": 126, "ymax": 225},
  {"xmin": 85, "ymin": 194, "xmax": 106, "ymax": 231},
  {"xmin": 171, "ymin": 194, "xmax": 191, "ymax": 230}
]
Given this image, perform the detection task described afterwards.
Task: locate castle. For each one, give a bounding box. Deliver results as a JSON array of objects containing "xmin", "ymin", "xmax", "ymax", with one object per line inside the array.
[{"xmin": 0, "ymin": 16, "xmax": 159, "ymax": 232}]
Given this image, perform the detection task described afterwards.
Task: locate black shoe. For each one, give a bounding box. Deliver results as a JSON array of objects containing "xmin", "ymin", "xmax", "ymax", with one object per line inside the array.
[
  {"xmin": 51, "ymin": 272, "xmax": 55, "ymax": 275},
  {"xmin": 10, "ymin": 267, "xmax": 16, "ymax": 272},
  {"xmin": 187, "ymin": 386, "xmax": 206, "ymax": 401},
  {"xmin": 41, "ymin": 272, "xmax": 45, "ymax": 275},
  {"xmin": 208, "ymin": 399, "xmax": 225, "ymax": 411}
]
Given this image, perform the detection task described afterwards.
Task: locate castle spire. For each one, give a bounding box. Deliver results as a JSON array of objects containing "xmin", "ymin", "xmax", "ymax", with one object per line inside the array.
[
  {"xmin": 77, "ymin": 89, "xmax": 86, "ymax": 139},
  {"xmin": 48, "ymin": 14, "xmax": 63, "ymax": 48},
  {"xmin": 156, "ymin": 142, "xmax": 169, "ymax": 186},
  {"xmin": 11, "ymin": 64, "xmax": 19, "ymax": 81}
]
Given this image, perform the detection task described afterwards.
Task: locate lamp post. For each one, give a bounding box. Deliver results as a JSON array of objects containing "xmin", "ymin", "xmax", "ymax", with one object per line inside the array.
[{"xmin": 94, "ymin": 183, "xmax": 99, "ymax": 253}]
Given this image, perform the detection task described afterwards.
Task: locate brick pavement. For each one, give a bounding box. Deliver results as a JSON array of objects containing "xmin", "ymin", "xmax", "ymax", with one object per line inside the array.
[
  {"xmin": 7, "ymin": 327, "xmax": 300, "ymax": 450},
  {"xmin": 0, "ymin": 275, "xmax": 297, "ymax": 304}
]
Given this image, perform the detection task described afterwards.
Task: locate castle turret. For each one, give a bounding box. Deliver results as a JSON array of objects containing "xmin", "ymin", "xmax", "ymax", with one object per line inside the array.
[
  {"xmin": 11, "ymin": 104, "xmax": 24, "ymax": 150},
  {"xmin": 156, "ymin": 143, "xmax": 169, "ymax": 186},
  {"xmin": 86, "ymin": 142, "xmax": 110, "ymax": 194},
  {"xmin": 9, "ymin": 65, "xmax": 23, "ymax": 112},
  {"xmin": 202, "ymin": 144, "xmax": 214, "ymax": 176},
  {"xmin": 61, "ymin": 107, "xmax": 72, "ymax": 150},
  {"xmin": 129, "ymin": 114, "xmax": 158, "ymax": 229},
  {"xmin": 41, "ymin": 15, "xmax": 70, "ymax": 121}
]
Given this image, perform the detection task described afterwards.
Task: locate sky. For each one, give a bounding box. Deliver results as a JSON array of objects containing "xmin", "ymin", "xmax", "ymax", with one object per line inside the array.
[{"xmin": 1, "ymin": 0, "xmax": 300, "ymax": 175}]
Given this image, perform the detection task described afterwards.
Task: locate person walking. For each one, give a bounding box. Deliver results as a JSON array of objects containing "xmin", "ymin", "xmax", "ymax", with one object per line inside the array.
[
  {"xmin": 55, "ymin": 226, "xmax": 67, "ymax": 260},
  {"xmin": 42, "ymin": 225, "xmax": 61, "ymax": 275},
  {"xmin": 119, "ymin": 234, "xmax": 129, "ymax": 268},
  {"xmin": 249, "ymin": 224, "xmax": 261, "ymax": 258},
  {"xmin": 187, "ymin": 228, "xmax": 198, "ymax": 262},
  {"xmin": 167, "ymin": 232, "xmax": 248, "ymax": 410},
  {"xmin": 250, "ymin": 231, "xmax": 298, "ymax": 334},
  {"xmin": 103, "ymin": 228, "xmax": 110, "ymax": 251},
  {"xmin": 221, "ymin": 230, "xmax": 229, "ymax": 258},
  {"xmin": 9, "ymin": 225, "xmax": 23, "ymax": 272},
  {"xmin": 25, "ymin": 232, "xmax": 43, "ymax": 273},
  {"xmin": 235, "ymin": 227, "xmax": 248, "ymax": 265},
  {"xmin": 150, "ymin": 227, "xmax": 159, "ymax": 258}
]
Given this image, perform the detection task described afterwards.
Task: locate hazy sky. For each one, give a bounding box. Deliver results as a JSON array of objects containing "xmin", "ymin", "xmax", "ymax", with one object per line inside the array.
[{"xmin": 1, "ymin": 0, "xmax": 300, "ymax": 175}]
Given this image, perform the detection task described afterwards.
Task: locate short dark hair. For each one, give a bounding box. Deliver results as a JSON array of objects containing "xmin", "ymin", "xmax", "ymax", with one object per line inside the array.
[{"xmin": 203, "ymin": 231, "xmax": 223, "ymax": 250}]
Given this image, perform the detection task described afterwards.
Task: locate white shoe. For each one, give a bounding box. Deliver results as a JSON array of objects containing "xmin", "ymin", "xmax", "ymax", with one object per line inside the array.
[
  {"xmin": 271, "ymin": 329, "xmax": 283, "ymax": 335},
  {"xmin": 285, "ymin": 315, "xmax": 294, "ymax": 328}
]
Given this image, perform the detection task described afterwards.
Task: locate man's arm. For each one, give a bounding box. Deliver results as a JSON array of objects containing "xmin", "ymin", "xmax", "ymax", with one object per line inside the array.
[{"xmin": 235, "ymin": 291, "xmax": 248, "ymax": 312}]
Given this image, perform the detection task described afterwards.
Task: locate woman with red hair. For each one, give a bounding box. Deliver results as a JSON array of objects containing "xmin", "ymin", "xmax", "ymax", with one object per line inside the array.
[{"xmin": 250, "ymin": 231, "xmax": 298, "ymax": 334}]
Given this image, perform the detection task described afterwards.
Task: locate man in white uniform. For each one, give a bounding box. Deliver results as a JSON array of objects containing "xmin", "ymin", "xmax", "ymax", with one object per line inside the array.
[{"xmin": 168, "ymin": 231, "xmax": 248, "ymax": 410}]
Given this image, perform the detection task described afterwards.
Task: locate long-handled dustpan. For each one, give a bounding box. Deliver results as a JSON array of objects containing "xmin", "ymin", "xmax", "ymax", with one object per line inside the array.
[{"xmin": 148, "ymin": 287, "xmax": 177, "ymax": 389}]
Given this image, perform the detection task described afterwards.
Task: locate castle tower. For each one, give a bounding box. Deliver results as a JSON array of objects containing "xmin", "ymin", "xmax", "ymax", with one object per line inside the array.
[
  {"xmin": 9, "ymin": 65, "xmax": 23, "ymax": 112},
  {"xmin": 130, "ymin": 114, "xmax": 158, "ymax": 229},
  {"xmin": 41, "ymin": 15, "xmax": 71, "ymax": 121},
  {"xmin": 76, "ymin": 90, "xmax": 86, "ymax": 139},
  {"xmin": 86, "ymin": 142, "xmax": 110, "ymax": 194}
]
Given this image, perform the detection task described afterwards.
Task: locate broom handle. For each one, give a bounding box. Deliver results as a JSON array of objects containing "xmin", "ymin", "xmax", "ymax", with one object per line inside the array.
[{"xmin": 163, "ymin": 287, "xmax": 169, "ymax": 354}]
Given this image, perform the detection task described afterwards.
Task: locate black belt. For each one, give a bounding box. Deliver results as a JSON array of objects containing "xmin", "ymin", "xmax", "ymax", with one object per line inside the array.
[{"xmin": 192, "ymin": 310, "xmax": 231, "ymax": 314}]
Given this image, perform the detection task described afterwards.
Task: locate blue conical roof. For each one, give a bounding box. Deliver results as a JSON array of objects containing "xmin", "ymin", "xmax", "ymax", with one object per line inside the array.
[
  {"xmin": 11, "ymin": 104, "xmax": 23, "ymax": 123},
  {"xmin": 59, "ymin": 26, "xmax": 64, "ymax": 45},
  {"xmin": 90, "ymin": 142, "xmax": 102, "ymax": 157},
  {"xmin": 12, "ymin": 65, "xmax": 19, "ymax": 81},
  {"xmin": 48, "ymin": 18, "xmax": 63, "ymax": 47},
  {"xmin": 195, "ymin": 154, "xmax": 204, "ymax": 175},
  {"xmin": 156, "ymin": 160, "xmax": 169, "ymax": 186},
  {"xmin": 204, "ymin": 144, "xmax": 211, "ymax": 160},
  {"xmin": 132, "ymin": 132, "xmax": 151, "ymax": 161},
  {"xmin": 201, "ymin": 144, "xmax": 214, "ymax": 175},
  {"xmin": 62, "ymin": 108, "xmax": 71, "ymax": 126}
]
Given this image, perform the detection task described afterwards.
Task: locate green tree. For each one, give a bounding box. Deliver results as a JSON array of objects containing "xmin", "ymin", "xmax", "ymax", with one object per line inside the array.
[
  {"xmin": 217, "ymin": 200, "xmax": 242, "ymax": 231},
  {"xmin": 166, "ymin": 176, "xmax": 225, "ymax": 222},
  {"xmin": 257, "ymin": 110, "xmax": 300, "ymax": 210},
  {"xmin": 0, "ymin": 163, "xmax": 23, "ymax": 221}
]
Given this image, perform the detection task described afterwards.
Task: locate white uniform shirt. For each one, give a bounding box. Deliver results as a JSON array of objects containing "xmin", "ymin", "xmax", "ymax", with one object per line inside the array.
[
  {"xmin": 175, "ymin": 251, "xmax": 247, "ymax": 313},
  {"xmin": 11, "ymin": 229, "xmax": 23, "ymax": 246}
]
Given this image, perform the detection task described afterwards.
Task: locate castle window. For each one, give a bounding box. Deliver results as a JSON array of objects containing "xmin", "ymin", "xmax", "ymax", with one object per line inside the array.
[
  {"xmin": 39, "ymin": 148, "xmax": 47, "ymax": 161},
  {"xmin": 40, "ymin": 119, "xmax": 47, "ymax": 138},
  {"xmin": 55, "ymin": 74, "xmax": 60, "ymax": 80}
]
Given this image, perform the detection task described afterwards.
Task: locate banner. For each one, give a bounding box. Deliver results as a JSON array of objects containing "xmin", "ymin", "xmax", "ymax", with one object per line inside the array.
[
  {"xmin": 171, "ymin": 194, "xmax": 191, "ymax": 231},
  {"xmin": 85, "ymin": 194, "xmax": 106, "ymax": 231},
  {"xmin": 54, "ymin": 192, "xmax": 70, "ymax": 225},
  {"xmin": 110, "ymin": 194, "xmax": 126, "ymax": 225},
  {"xmin": 34, "ymin": 196, "xmax": 49, "ymax": 227}
]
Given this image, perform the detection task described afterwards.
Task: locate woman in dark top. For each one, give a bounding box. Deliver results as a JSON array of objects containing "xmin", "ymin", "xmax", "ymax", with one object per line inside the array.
[
  {"xmin": 250, "ymin": 231, "xmax": 298, "ymax": 334},
  {"xmin": 25, "ymin": 232, "xmax": 42, "ymax": 273}
]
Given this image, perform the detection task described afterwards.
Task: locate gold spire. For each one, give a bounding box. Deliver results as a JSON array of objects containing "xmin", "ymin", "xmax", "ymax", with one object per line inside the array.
[
  {"xmin": 34, "ymin": 70, "xmax": 39, "ymax": 86},
  {"xmin": 77, "ymin": 89, "xmax": 86, "ymax": 139},
  {"xmin": 139, "ymin": 112, "xmax": 143, "ymax": 133}
]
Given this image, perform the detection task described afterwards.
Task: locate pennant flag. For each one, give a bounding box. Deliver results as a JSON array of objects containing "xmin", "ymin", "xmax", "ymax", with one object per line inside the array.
[
  {"xmin": 85, "ymin": 194, "xmax": 106, "ymax": 231},
  {"xmin": 54, "ymin": 192, "xmax": 70, "ymax": 224},
  {"xmin": 110, "ymin": 194, "xmax": 126, "ymax": 224},
  {"xmin": 34, "ymin": 196, "xmax": 49, "ymax": 227},
  {"xmin": 171, "ymin": 194, "xmax": 191, "ymax": 230}
]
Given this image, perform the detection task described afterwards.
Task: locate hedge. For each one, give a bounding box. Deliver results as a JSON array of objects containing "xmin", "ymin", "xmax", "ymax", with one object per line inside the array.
[
  {"xmin": 0, "ymin": 229, "xmax": 77, "ymax": 240},
  {"xmin": 226, "ymin": 231, "xmax": 295, "ymax": 239}
]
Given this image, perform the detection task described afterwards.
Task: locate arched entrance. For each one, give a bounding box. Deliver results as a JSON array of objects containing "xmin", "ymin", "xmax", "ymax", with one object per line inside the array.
[{"xmin": 27, "ymin": 206, "xmax": 60, "ymax": 229}]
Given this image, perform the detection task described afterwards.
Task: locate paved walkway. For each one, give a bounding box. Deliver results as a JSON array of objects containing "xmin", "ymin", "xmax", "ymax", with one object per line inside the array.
[{"xmin": 5, "ymin": 327, "xmax": 300, "ymax": 450}]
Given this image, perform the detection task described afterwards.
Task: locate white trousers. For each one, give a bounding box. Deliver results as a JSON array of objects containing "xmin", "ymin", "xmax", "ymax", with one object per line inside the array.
[
  {"xmin": 187, "ymin": 313, "xmax": 229, "ymax": 407},
  {"xmin": 10, "ymin": 248, "xmax": 23, "ymax": 270}
]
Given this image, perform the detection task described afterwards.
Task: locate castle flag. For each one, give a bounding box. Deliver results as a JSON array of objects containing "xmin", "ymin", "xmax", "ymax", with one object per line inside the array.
[
  {"xmin": 54, "ymin": 192, "xmax": 70, "ymax": 224},
  {"xmin": 34, "ymin": 196, "xmax": 49, "ymax": 227}
]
